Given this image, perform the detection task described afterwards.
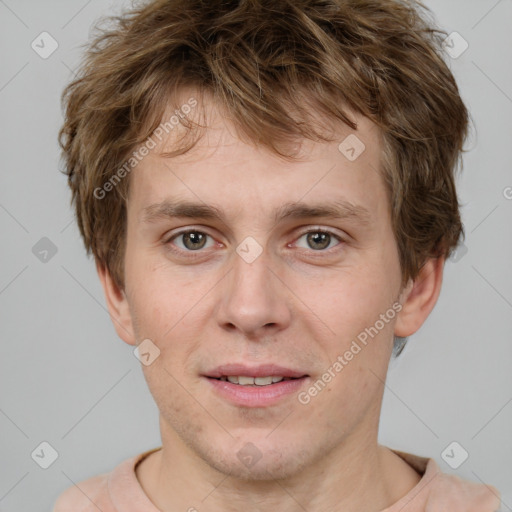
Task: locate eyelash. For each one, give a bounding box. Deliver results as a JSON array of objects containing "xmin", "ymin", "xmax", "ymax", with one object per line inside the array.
[{"xmin": 163, "ymin": 227, "xmax": 345, "ymax": 258}]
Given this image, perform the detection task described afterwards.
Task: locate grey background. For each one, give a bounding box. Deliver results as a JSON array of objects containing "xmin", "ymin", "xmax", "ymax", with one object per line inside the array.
[{"xmin": 0, "ymin": 0, "xmax": 511, "ymax": 511}]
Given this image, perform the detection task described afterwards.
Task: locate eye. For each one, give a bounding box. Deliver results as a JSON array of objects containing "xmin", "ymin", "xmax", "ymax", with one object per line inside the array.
[
  {"xmin": 165, "ymin": 229, "xmax": 216, "ymax": 252},
  {"xmin": 163, "ymin": 227, "xmax": 345, "ymax": 257},
  {"xmin": 294, "ymin": 229, "xmax": 344, "ymax": 251}
]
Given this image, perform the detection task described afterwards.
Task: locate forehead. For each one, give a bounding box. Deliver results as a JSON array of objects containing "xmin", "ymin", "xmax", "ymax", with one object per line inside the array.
[{"xmin": 127, "ymin": 96, "xmax": 387, "ymax": 225}]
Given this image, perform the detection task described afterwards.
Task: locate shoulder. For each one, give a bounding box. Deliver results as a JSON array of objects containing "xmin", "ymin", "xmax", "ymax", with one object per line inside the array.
[
  {"xmin": 52, "ymin": 472, "xmax": 111, "ymax": 512},
  {"xmin": 389, "ymin": 449, "xmax": 501, "ymax": 512},
  {"xmin": 52, "ymin": 448, "xmax": 160, "ymax": 512},
  {"xmin": 428, "ymin": 471, "xmax": 502, "ymax": 512}
]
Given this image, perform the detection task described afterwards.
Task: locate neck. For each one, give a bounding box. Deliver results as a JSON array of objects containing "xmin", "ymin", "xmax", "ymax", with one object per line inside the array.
[{"xmin": 136, "ymin": 422, "xmax": 421, "ymax": 512}]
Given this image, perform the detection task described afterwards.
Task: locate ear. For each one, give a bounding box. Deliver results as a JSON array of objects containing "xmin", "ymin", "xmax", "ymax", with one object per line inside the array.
[
  {"xmin": 96, "ymin": 261, "xmax": 136, "ymax": 346},
  {"xmin": 394, "ymin": 256, "xmax": 445, "ymax": 337}
]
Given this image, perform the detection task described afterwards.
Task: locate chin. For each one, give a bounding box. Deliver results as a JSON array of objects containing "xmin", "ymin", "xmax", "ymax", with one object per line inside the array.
[{"xmin": 196, "ymin": 437, "xmax": 312, "ymax": 481}]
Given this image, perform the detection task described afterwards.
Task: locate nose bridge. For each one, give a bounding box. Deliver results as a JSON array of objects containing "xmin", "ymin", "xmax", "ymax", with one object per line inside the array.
[{"xmin": 217, "ymin": 239, "xmax": 291, "ymax": 335}]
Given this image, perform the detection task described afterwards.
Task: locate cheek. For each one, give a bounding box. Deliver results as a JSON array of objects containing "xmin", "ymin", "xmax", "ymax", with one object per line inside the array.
[
  {"xmin": 142, "ymin": 363, "xmax": 205, "ymax": 438},
  {"xmin": 301, "ymin": 264, "xmax": 399, "ymax": 382},
  {"xmin": 312, "ymin": 265, "xmax": 396, "ymax": 331},
  {"xmin": 302, "ymin": 363, "xmax": 384, "ymax": 440},
  {"xmin": 128, "ymin": 284, "xmax": 169, "ymax": 336},
  {"xmin": 125, "ymin": 248, "xmax": 178, "ymax": 328}
]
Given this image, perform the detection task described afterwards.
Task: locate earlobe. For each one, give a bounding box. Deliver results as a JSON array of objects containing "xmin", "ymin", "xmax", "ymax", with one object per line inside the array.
[
  {"xmin": 96, "ymin": 261, "xmax": 136, "ymax": 346},
  {"xmin": 394, "ymin": 257, "xmax": 445, "ymax": 338}
]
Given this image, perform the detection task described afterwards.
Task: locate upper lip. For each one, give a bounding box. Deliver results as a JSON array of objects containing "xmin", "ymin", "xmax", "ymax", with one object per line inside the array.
[{"xmin": 204, "ymin": 364, "xmax": 308, "ymax": 379}]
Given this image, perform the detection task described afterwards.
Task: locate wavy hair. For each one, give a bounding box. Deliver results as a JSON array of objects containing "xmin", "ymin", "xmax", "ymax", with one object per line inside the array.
[{"xmin": 59, "ymin": 0, "xmax": 469, "ymax": 296}]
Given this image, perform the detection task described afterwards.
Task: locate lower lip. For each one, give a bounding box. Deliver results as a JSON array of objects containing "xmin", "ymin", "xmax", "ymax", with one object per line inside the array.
[{"xmin": 205, "ymin": 377, "xmax": 309, "ymax": 407}]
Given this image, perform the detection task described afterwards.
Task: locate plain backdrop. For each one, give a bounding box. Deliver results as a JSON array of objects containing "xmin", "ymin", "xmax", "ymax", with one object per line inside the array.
[{"xmin": 0, "ymin": 1, "xmax": 511, "ymax": 511}]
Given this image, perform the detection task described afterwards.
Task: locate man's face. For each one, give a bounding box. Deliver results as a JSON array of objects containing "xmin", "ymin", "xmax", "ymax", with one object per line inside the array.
[{"xmin": 121, "ymin": 100, "xmax": 406, "ymax": 479}]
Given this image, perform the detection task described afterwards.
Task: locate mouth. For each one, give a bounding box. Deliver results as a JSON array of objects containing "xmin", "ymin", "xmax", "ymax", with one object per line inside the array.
[
  {"xmin": 203, "ymin": 364, "xmax": 309, "ymax": 407},
  {"xmin": 210, "ymin": 375, "xmax": 302, "ymax": 386}
]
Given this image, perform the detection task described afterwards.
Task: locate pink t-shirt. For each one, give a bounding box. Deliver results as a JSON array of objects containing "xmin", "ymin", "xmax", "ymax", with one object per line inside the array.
[{"xmin": 53, "ymin": 447, "xmax": 501, "ymax": 511}]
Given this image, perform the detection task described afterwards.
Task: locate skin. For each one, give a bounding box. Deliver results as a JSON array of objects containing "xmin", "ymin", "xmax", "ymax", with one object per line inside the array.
[{"xmin": 98, "ymin": 96, "xmax": 445, "ymax": 512}]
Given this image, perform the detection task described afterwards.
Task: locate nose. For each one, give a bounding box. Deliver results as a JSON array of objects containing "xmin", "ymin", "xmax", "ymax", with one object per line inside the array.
[{"xmin": 215, "ymin": 245, "xmax": 292, "ymax": 339}]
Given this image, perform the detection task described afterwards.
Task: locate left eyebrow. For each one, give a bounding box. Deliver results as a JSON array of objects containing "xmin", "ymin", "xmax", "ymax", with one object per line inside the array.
[
  {"xmin": 275, "ymin": 200, "xmax": 371, "ymax": 225},
  {"xmin": 140, "ymin": 198, "xmax": 372, "ymax": 226}
]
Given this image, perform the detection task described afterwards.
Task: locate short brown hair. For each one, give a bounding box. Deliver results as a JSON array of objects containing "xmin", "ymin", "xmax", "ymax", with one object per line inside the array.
[{"xmin": 59, "ymin": 0, "xmax": 469, "ymax": 292}]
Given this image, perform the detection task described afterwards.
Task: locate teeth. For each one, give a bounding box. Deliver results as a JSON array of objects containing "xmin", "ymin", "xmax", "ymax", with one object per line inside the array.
[
  {"xmin": 254, "ymin": 376, "xmax": 273, "ymax": 386},
  {"xmin": 221, "ymin": 376, "xmax": 287, "ymax": 386},
  {"xmin": 238, "ymin": 376, "xmax": 255, "ymax": 385}
]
